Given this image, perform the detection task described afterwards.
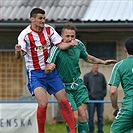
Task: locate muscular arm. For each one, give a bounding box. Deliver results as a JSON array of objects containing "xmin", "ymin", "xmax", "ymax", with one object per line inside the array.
[
  {"xmin": 84, "ymin": 55, "xmax": 105, "ymax": 64},
  {"xmin": 57, "ymin": 40, "xmax": 77, "ymax": 50},
  {"xmin": 84, "ymin": 55, "xmax": 117, "ymax": 65}
]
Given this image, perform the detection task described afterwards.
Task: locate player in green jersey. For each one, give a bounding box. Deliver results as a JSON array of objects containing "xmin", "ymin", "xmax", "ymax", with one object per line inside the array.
[
  {"xmin": 108, "ymin": 37, "xmax": 133, "ymax": 133},
  {"xmin": 46, "ymin": 23, "xmax": 117, "ymax": 133}
]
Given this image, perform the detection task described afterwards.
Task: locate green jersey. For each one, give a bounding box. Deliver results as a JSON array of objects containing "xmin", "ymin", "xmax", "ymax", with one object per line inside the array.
[
  {"xmin": 47, "ymin": 39, "xmax": 89, "ymax": 112},
  {"xmin": 108, "ymin": 56, "xmax": 133, "ymax": 107},
  {"xmin": 47, "ymin": 39, "xmax": 88, "ymax": 83},
  {"xmin": 108, "ymin": 56, "xmax": 133, "ymax": 133}
]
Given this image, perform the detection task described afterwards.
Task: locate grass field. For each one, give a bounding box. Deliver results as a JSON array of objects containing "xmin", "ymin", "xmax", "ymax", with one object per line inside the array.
[{"xmin": 45, "ymin": 122, "xmax": 111, "ymax": 133}]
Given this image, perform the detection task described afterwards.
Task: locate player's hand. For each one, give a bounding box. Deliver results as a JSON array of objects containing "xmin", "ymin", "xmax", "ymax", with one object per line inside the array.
[
  {"xmin": 70, "ymin": 40, "xmax": 77, "ymax": 46},
  {"xmin": 15, "ymin": 44, "xmax": 22, "ymax": 59},
  {"xmin": 15, "ymin": 44, "xmax": 21, "ymax": 52},
  {"xmin": 104, "ymin": 60, "xmax": 118, "ymax": 65},
  {"xmin": 45, "ymin": 63, "xmax": 56, "ymax": 74},
  {"xmin": 112, "ymin": 108, "xmax": 119, "ymax": 117}
]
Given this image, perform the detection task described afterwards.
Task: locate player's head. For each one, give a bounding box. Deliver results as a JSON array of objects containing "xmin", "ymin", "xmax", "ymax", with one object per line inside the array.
[
  {"xmin": 30, "ymin": 8, "xmax": 45, "ymax": 18},
  {"xmin": 30, "ymin": 8, "xmax": 45, "ymax": 29},
  {"xmin": 61, "ymin": 22, "xmax": 77, "ymax": 43},
  {"xmin": 124, "ymin": 37, "xmax": 133, "ymax": 55}
]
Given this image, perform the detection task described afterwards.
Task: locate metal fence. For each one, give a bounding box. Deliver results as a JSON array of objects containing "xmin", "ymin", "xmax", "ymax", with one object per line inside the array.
[{"xmin": 0, "ymin": 99, "xmax": 123, "ymax": 123}]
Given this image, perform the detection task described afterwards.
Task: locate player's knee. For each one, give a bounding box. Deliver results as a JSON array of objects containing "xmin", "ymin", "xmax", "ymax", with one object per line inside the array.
[
  {"xmin": 55, "ymin": 89, "xmax": 66, "ymax": 102},
  {"xmin": 79, "ymin": 112, "xmax": 87, "ymax": 121},
  {"xmin": 36, "ymin": 97, "xmax": 48, "ymax": 106}
]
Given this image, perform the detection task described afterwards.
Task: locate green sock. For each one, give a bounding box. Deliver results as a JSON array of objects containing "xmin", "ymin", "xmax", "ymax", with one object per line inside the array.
[
  {"xmin": 66, "ymin": 123, "xmax": 77, "ymax": 133},
  {"xmin": 78, "ymin": 121, "xmax": 89, "ymax": 133},
  {"xmin": 66, "ymin": 124, "xmax": 70, "ymax": 133}
]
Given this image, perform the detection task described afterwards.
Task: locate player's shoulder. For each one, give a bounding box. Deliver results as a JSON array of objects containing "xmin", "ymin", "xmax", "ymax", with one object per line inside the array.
[
  {"xmin": 19, "ymin": 25, "xmax": 31, "ymax": 35},
  {"xmin": 116, "ymin": 60, "xmax": 124, "ymax": 65},
  {"xmin": 113, "ymin": 60, "xmax": 124, "ymax": 70},
  {"xmin": 44, "ymin": 24, "xmax": 55, "ymax": 35},
  {"xmin": 116, "ymin": 58, "xmax": 131, "ymax": 67},
  {"xmin": 76, "ymin": 39, "xmax": 85, "ymax": 46},
  {"xmin": 18, "ymin": 25, "xmax": 31, "ymax": 39},
  {"xmin": 44, "ymin": 24, "xmax": 54, "ymax": 30},
  {"xmin": 76, "ymin": 39, "xmax": 83, "ymax": 44}
]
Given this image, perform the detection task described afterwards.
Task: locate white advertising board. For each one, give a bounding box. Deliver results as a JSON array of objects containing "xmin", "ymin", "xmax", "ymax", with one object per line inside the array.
[{"xmin": 0, "ymin": 103, "xmax": 38, "ymax": 133}]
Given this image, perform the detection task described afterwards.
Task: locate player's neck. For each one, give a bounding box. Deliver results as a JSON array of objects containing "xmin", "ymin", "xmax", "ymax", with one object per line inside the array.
[{"xmin": 31, "ymin": 25, "xmax": 43, "ymax": 32}]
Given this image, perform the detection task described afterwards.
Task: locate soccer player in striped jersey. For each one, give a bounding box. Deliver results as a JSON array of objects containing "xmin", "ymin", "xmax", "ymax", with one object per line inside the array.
[
  {"xmin": 15, "ymin": 8, "xmax": 76, "ymax": 133},
  {"xmin": 46, "ymin": 23, "xmax": 117, "ymax": 133}
]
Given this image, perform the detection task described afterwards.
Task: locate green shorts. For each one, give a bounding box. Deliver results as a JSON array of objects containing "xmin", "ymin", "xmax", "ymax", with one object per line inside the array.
[
  {"xmin": 64, "ymin": 78, "xmax": 89, "ymax": 111},
  {"xmin": 110, "ymin": 108, "xmax": 133, "ymax": 133}
]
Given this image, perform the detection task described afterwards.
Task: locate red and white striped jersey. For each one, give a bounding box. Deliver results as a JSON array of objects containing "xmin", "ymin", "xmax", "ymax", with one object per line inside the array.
[{"xmin": 18, "ymin": 24, "xmax": 62, "ymax": 70}]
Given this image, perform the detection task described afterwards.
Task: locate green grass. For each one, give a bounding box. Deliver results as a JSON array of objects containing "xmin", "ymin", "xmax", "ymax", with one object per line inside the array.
[
  {"xmin": 46, "ymin": 123, "xmax": 66, "ymax": 133},
  {"xmin": 45, "ymin": 122, "xmax": 111, "ymax": 133}
]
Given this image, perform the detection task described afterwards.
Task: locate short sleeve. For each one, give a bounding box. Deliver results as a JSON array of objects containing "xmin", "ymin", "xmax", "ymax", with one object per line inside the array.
[
  {"xmin": 49, "ymin": 27, "xmax": 62, "ymax": 46},
  {"xmin": 18, "ymin": 30, "xmax": 27, "ymax": 53},
  {"xmin": 108, "ymin": 62, "xmax": 122, "ymax": 87},
  {"xmin": 46, "ymin": 46, "xmax": 60, "ymax": 63}
]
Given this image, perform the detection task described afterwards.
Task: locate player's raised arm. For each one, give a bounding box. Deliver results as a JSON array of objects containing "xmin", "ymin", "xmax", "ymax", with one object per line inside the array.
[{"xmin": 84, "ymin": 54, "xmax": 117, "ymax": 65}]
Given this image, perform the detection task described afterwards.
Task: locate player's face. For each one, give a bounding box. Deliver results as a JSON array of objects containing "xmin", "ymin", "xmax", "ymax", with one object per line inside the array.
[
  {"xmin": 31, "ymin": 13, "xmax": 45, "ymax": 28},
  {"xmin": 62, "ymin": 29, "xmax": 76, "ymax": 43}
]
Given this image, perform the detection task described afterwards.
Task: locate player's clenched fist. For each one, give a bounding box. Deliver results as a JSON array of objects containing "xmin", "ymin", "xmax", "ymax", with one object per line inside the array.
[
  {"xmin": 70, "ymin": 40, "xmax": 77, "ymax": 46},
  {"xmin": 15, "ymin": 44, "xmax": 21, "ymax": 52},
  {"xmin": 45, "ymin": 63, "xmax": 56, "ymax": 74},
  {"xmin": 15, "ymin": 44, "xmax": 22, "ymax": 59}
]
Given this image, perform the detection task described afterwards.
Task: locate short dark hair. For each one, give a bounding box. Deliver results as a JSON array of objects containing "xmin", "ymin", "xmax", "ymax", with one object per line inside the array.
[
  {"xmin": 61, "ymin": 22, "xmax": 77, "ymax": 35},
  {"xmin": 125, "ymin": 37, "xmax": 133, "ymax": 55},
  {"xmin": 30, "ymin": 8, "xmax": 45, "ymax": 18}
]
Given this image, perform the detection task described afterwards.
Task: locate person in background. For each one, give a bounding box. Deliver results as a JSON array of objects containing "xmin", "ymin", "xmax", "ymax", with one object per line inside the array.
[
  {"xmin": 83, "ymin": 64, "xmax": 107, "ymax": 133},
  {"xmin": 45, "ymin": 23, "xmax": 117, "ymax": 133},
  {"xmin": 108, "ymin": 37, "xmax": 133, "ymax": 133},
  {"xmin": 15, "ymin": 8, "xmax": 77, "ymax": 133}
]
